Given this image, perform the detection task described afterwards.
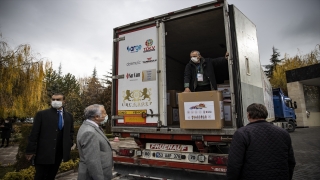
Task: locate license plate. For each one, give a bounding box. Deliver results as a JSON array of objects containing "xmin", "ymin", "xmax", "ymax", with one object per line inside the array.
[{"xmin": 155, "ymin": 152, "xmax": 181, "ymax": 160}]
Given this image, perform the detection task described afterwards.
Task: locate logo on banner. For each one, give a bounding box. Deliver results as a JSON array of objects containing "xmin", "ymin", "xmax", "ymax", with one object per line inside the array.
[
  {"xmin": 143, "ymin": 57, "xmax": 157, "ymax": 63},
  {"xmin": 127, "ymin": 45, "xmax": 142, "ymax": 53},
  {"xmin": 126, "ymin": 72, "xmax": 140, "ymax": 81},
  {"xmin": 143, "ymin": 39, "xmax": 155, "ymax": 53},
  {"xmin": 126, "ymin": 60, "xmax": 141, "ymax": 66},
  {"xmin": 122, "ymin": 88, "xmax": 152, "ymax": 107}
]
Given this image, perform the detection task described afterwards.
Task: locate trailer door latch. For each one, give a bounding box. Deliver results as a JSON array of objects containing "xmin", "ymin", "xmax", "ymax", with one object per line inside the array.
[{"xmin": 142, "ymin": 109, "xmax": 159, "ymax": 118}]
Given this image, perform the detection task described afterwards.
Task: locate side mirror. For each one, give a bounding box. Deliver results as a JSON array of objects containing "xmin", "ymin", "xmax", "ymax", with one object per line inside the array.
[{"xmin": 294, "ymin": 101, "xmax": 297, "ymax": 109}]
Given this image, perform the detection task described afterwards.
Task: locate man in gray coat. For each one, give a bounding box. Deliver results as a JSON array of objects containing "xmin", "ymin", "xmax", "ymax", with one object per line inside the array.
[{"xmin": 77, "ymin": 104, "xmax": 113, "ymax": 180}]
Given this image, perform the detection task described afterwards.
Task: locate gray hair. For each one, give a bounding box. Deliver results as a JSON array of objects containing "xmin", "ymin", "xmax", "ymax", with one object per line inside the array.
[
  {"xmin": 84, "ymin": 104, "xmax": 104, "ymax": 120},
  {"xmin": 190, "ymin": 50, "xmax": 200, "ymax": 56}
]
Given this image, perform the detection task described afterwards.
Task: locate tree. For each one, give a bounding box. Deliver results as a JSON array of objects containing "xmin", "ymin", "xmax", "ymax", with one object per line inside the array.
[
  {"xmin": 101, "ymin": 70, "xmax": 113, "ymax": 133},
  {"xmin": 270, "ymin": 45, "xmax": 319, "ymax": 95},
  {"xmin": 0, "ymin": 37, "xmax": 47, "ymax": 119},
  {"xmin": 265, "ymin": 46, "xmax": 282, "ymax": 78}
]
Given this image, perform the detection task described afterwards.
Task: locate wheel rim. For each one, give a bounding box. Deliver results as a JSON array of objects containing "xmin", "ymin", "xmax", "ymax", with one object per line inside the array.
[{"xmin": 288, "ymin": 123, "xmax": 293, "ymax": 130}]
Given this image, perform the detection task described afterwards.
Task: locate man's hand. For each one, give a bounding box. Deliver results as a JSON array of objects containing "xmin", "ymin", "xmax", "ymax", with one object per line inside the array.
[
  {"xmin": 225, "ymin": 52, "xmax": 229, "ymax": 60},
  {"xmin": 25, "ymin": 154, "xmax": 35, "ymax": 161},
  {"xmin": 184, "ymin": 88, "xmax": 191, "ymax": 92}
]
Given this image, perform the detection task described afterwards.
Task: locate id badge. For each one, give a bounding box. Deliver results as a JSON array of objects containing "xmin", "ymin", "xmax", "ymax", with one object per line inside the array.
[{"xmin": 197, "ymin": 73, "xmax": 203, "ymax": 81}]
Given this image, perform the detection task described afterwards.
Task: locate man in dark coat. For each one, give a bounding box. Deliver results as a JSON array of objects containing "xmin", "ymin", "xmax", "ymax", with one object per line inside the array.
[
  {"xmin": 26, "ymin": 93, "xmax": 74, "ymax": 180},
  {"xmin": 184, "ymin": 50, "xmax": 229, "ymax": 92},
  {"xmin": 0, "ymin": 119, "xmax": 12, "ymax": 148},
  {"xmin": 227, "ymin": 103, "xmax": 296, "ymax": 180}
]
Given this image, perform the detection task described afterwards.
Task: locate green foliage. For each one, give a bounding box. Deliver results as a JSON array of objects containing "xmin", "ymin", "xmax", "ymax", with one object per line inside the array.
[
  {"xmin": 58, "ymin": 160, "xmax": 73, "ymax": 173},
  {"xmin": 265, "ymin": 46, "xmax": 282, "ymax": 78},
  {"xmin": 0, "ymin": 37, "xmax": 47, "ymax": 119},
  {"xmin": 270, "ymin": 45, "xmax": 320, "ymax": 94},
  {"xmin": 70, "ymin": 150, "xmax": 80, "ymax": 161},
  {"xmin": 15, "ymin": 124, "xmax": 33, "ymax": 171},
  {"xmin": 2, "ymin": 166, "xmax": 35, "ymax": 180},
  {"xmin": 0, "ymin": 165, "xmax": 15, "ymax": 179}
]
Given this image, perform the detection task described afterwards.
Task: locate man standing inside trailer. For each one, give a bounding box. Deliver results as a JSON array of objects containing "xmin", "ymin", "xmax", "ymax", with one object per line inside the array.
[
  {"xmin": 184, "ymin": 50, "xmax": 229, "ymax": 92},
  {"xmin": 227, "ymin": 103, "xmax": 296, "ymax": 180}
]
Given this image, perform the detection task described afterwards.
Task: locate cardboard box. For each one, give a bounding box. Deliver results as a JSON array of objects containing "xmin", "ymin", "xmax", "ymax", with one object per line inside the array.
[
  {"xmin": 167, "ymin": 106, "xmax": 180, "ymax": 125},
  {"xmin": 217, "ymin": 84, "xmax": 231, "ymax": 98},
  {"xmin": 223, "ymin": 103, "xmax": 232, "ymax": 126},
  {"xmin": 167, "ymin": 90, "xmax": 181, "ymax": 107},
  {"xmin": 178, "ymin": 91, "xmax": 224, "ymax": 129}
]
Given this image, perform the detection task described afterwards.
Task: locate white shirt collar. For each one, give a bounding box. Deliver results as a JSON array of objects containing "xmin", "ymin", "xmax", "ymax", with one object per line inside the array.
[{"xmin": 86, "ymin": 119, "xmax": 99, "ymax": 127}]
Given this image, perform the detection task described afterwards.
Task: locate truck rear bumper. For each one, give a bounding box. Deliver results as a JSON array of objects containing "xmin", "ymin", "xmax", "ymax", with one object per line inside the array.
[{"xmin": 114, "ymin": 162, "xmax": 227, "ymax": 180}]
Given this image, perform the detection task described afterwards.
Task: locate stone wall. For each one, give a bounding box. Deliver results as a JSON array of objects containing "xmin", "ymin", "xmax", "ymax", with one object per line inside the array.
[{"xmin": 287, "ymin": 82, "xmax": 308, "ymax": 127}]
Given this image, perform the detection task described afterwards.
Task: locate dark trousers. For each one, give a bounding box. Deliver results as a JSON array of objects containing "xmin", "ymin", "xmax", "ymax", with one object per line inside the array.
[
  {"xmin": 34, "ymin": 153, "xmax": 63, "ymax": 180},
  {"xmin": 195, "ymin": 84, "xmax": 211, "ymax": 92},
  {"xmin": 1, "ymin": 138, "xmax": 9, "ymax": 145}
]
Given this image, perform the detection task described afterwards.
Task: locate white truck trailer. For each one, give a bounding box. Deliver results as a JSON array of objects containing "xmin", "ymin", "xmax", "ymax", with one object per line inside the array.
[{"xmin": 111, "ymin": 0, "xmax": 275, "ymax": 179}]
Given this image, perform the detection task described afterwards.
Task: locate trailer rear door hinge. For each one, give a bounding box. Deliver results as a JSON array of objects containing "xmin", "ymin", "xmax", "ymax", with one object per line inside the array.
[
  {"xmin": 191, "ymin": 135, "xmax": 203, "ymax": 141},
  {"xmin": 130, "ymin": 133, "xmax": 140, "ymax": 138},
  {"xmin": 112, "ymin": 74, "xmax": 124, "ymax": 79},
  {"xmin": 113, "ymin": 36, "xmax": 125, "ymax": 42},
  {"xmin": 229, "ymin": 58, "xmax": 233, "ymax": 65}
]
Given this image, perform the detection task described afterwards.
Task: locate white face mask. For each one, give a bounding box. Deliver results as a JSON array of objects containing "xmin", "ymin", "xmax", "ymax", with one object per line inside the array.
[
  {"xmin": 51, "ymin": 101, "xmax": 63, "ymax": 109},
  {"xmin": 191, "ymin": 57, "xmax": 198, "ymax": 63},
  {"xmin": 101, "ymin": 115, "xmax": 108, "ymax": 124},
  {"xmin": 5, "ymin": 120, "xmax": 9, "ymax": 123}
]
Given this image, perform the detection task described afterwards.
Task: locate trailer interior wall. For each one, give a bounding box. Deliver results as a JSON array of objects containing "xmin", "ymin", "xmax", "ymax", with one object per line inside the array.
[{"xmin": 165, "ymin": 7, "xmax": 229, "ymax": 91}]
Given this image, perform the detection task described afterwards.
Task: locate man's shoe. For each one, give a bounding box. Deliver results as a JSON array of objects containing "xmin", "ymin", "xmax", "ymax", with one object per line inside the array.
[
  {"xmin": 0, "ymin": 145, "xmax": 3, "ymax": 148},
  {"xmin": 4, "ymin": 145, "xmax": 9, "ymax": 148}
]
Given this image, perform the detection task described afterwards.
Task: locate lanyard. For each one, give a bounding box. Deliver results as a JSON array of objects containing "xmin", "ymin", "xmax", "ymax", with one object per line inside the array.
[{"xmin": 197, "ymin": 64, "xmax": 201, "ymax": 73}]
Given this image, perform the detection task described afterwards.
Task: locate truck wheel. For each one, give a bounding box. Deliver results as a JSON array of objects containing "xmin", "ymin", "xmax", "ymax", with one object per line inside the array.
[{"xmin": 287, "ymin": 121, "xmax": 295, "ymax": 133}]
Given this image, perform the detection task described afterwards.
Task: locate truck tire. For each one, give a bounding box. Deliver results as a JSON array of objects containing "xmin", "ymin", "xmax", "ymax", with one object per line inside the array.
[{"xmin": 287, "ymin": 121, "xmax": 295, "ymax": 133}]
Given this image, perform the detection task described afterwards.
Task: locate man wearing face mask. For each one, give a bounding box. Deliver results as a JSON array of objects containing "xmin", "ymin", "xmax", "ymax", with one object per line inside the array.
[
  {"xmin": 25, "ymin": 93, "xmax": 74, "ymax": 180},
  {"xmin": 184, "ymin": 50, "xmax": 229, "ymax": 92},
  {"xmin": 77, "ymin": 104, "xmax": 113, "ymax": 180}
]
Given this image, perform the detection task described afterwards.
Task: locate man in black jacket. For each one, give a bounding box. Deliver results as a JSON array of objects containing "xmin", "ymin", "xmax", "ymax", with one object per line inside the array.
[
  {"xmin": 184, "ymin": 50, "xmax": 229, "ymax": 92},
  {"xmin": 26, "ymin": 93, "xmax": 74, "ymax": 180},
  {"xmin": 227, "ymin": 103, "xmax": 296, "ymax": 180}
]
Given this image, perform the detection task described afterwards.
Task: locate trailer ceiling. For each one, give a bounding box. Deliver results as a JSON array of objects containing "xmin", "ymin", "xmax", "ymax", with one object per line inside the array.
[{"xmin": 165, "ymin": 7, "xmax": 227, "ymax": 63}]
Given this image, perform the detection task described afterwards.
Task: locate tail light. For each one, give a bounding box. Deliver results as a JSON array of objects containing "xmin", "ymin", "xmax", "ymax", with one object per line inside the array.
[
  {"xmin": 118, "ymin": 148, "xmax": 135, "ymax": 157},
  {"xmin": 208, "ymin": 155, "xmax": 228, "ymax": 165}
]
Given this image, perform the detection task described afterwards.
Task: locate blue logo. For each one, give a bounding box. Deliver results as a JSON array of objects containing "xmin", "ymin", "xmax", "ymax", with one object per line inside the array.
[{"xmin": 127, "ymin": 45, "xmax": 142, "ymax": 53}]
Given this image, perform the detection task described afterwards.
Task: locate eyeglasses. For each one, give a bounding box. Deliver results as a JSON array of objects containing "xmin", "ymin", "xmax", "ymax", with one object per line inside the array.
[{"xmin": 52, "ymin": 99, "xmax": 62, "ymax": 101}]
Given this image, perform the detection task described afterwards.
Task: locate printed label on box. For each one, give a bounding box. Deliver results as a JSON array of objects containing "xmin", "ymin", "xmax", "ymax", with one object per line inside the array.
[
  {"xmin": 184, "ymin": 101, "xmax": 215, "ymax": 120},
  {"xmin": 218, "ymin": 87, "xmax": 231, "ymax": 97},
  {"xmin": 172, "ymin": 108, "xmax": 179, "ymax": 122},
  {"xmin": 220, "ymin": 101, "xmax": 224, "ymax": 120},
  {"xmin": 167, "ymin": 93, "xmax": 170, "ymax": 105},
  {"xmin": 224, "ymin": 105, "xmax": 231, "ymax": 121}
]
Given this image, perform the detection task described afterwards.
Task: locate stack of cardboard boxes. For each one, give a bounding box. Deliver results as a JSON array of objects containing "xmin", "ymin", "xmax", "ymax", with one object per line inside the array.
[
  {"xmin": 217, "ymin": 81, "xmax": 232, "ymax": 127},
  {"xmin": 167, "ymin": 90, "xmax": 181, "ymax": 125},
  {"xmin": 167, "ymin": 83, "xmax": 232, "ymax": 128}
]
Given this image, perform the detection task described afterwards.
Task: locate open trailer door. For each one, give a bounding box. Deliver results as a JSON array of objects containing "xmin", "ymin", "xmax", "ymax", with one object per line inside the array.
[
  {"xmin": 229, "ymin": 5, "xmax": 265, "ymax": 127},
  {"xmin": 113, "ymin": 25, "xmax": 160, "ymax": 127}
]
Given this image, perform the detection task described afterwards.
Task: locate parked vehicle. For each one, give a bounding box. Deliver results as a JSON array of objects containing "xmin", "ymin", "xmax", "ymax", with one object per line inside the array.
[
  {"xmin": 110, "ymin": 0, "xmax": 288, "ymax": 179},
  {"xmin": 271, "ymin": 88, "xmax": 297, "ymax": 132},
  {"xmin": 25, "ymin": 118, "xmax": 34, "ymax": 124}
]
